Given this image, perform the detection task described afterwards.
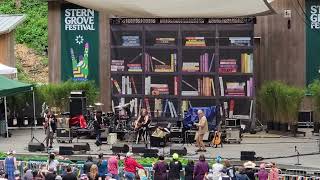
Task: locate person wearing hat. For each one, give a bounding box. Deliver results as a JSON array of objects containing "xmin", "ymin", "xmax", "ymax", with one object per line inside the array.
[
  {"xmin": 255, "ymin": 163, "xmax": 268, "ymax": 180},
  {"xmin": 268, "ymin": 162, "xmax": 279, "ymax": 180},
  {"xmin": 4, "ymin": 150, "xmax": 17, "ymax": 180},
  {"xmin": 168, "ymin": 153, "xmax": 182, "ymax": 180},
  {"xmin": 123, "ymin": 152, "xmax": 145, "ymax": 180},
  {"xmin": 194, "ymin": 110, "xmax": 208, "ymax": 152},
  {"xmin": 194, "ymin": 154, "xmax": 209, "ymax": 180},
  {"xmin": 243, "ymin": 161, "xmax": 256, "ymax": 180}
]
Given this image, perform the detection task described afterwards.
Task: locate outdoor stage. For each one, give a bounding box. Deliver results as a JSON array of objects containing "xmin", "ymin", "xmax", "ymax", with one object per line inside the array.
[{"xmin": 0, "ymin": 128, "xmax": 319, "ymax": 169}]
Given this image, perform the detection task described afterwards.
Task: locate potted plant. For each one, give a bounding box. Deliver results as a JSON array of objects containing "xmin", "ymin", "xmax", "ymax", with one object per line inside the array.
[
  {"xmin": 308, "ymin": 80, "xmax": 320, "ymax": 134},
  {"xmin": 285, "ymin": 86, "xmax": 304, "ymax": 135},
  {"xmin": 259, "ymin": 81, "xmax": 277, "ymax": 130}
]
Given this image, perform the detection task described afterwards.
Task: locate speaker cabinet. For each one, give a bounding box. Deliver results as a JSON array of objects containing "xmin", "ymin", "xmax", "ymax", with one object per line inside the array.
[
  {"xmin": 143, "ymin": 148, "xmax": 159, "ymax": 158},
  {"xmin": 241, "ymin": 151, "xmax": 256, "ymax": 161},
  {"xmin": 28, "ymin": 142, "xmax": 45, "ymax": 152},
  {"xmin": 132, "ymin": 144, "xmax": 146, "ymax": 154},
  {"xmin": 59, "ymin": 145, "xmax": 74, "ymax": 155},
  {"xmin": 150, "ymin": 136, "xmax": 166, "ymax": 147},
  {"xmin": 170, "ymin": 146, "xmax": 187, "ymax": 156},
  {"xmin": 69, "ymin": 97, "xmax": 86, "ymax": 117},
  {"xmin": 74, "ymin": 143, "xmax": 90, "ymax": 151},
  {"xmin": 111, "ymin": 144, "xmax": 129, "ymax": 153}
]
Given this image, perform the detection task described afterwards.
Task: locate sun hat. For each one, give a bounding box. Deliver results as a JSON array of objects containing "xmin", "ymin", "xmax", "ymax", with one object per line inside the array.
[
  {"xmin": 55, "ymin": 175, "xmax": 62, "ymax": 180},
  {"xmin": 172, "ymin": 153, "xmax": 179, "ymax": 160},
  {"xmin": 126, "ymin": 152, "xmax": 133, "ymax": 157},
  {"xmin": 244, "ymin": 161, "xmax": 256, "ymax": 169},
  {"xmin": 7, "ymin": 150, "xmax": 16, "ymax": 155},
  {"xmin": 260, "ymin": 163, "xmax": 266, "ymax": 169}
]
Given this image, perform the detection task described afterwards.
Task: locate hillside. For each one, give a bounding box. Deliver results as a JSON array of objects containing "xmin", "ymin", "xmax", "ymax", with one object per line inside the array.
[{"xmin": 0, "ymin": 0, "xmax": 48, "ymax": 83}]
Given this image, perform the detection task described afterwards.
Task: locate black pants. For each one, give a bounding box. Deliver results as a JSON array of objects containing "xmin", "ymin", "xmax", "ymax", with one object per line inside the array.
[{"xmin": 137, "ymin": 127, "xmax": 149, "ymax": 143}]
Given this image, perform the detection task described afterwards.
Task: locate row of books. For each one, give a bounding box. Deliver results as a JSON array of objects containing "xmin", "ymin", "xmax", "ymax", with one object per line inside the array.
[
  {"xmin": 241, "ymin": 53, "xmax": 253, "ymax": 73},
  {"xmin": 219, "ymin": 59, "xmax": 237, "ymax": 73},
  {"xmin": 155, "ymin": 38, "xmax": 176, "ymax": 46},
  {"xmin": 145, "ymin": 76, "xmax": 179, "ymax": 95},
  {"xmin": 182, "ymin": 53, "xmax": 214, "ymax": 72},
  {"xmin": 111, "ymin": 76, "xmax": 138, "ymax": 95},
  {"xmin": 185, "ymin": 37, "xmax": 206, "ymax": 47},
  {"xmin": 181, "ymin": 77, "xmax": 215, "ymax": 96},
  {"xmin": 229, "ymin": 37, "xmax": 251, "ymax": 46},
  {"xmin": 111, "ymin": 60, "xmax": 125, "ymax": 72},
  {"xmin": 145, "ymin": 53, "xmax": 177, "ymax": 72},
  {"xmin": 112, "ymin": 98, "xmax": 178, "ymax": 118},
  {"xmin": 122, "ymin": 36, "xmax": 140, "ymax": 47},
  {"xmin": 220, "ymin": 99, "xmax": 253, "ymax": 120},
  {"xmin": 219, "ymin": 77, "xmax": 253, "ymax": 97}
]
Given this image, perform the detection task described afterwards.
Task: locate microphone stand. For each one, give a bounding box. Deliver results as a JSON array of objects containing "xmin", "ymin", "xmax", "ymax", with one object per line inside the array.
[{"xmin": 294, "ymin": 146, "xmax": 301, "ymax": 165}]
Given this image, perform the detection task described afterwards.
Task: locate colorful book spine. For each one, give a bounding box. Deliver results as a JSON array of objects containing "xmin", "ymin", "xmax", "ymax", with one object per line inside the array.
[
  {"xmin": 219, "ymin": 77, "xmax": 224, "ymax": 96},
  {"xmin": 174, "ymin": 76, "xmax": 178, "ymax": 95}
]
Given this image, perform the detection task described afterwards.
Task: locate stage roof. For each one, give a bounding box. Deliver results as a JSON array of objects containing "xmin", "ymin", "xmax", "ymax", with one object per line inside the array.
[{"xmin": 66, "ymin": 0, "xmax": 274, "ymax": 18}]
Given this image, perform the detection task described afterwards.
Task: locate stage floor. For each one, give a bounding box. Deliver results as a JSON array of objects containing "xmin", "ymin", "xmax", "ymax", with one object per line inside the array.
[{"xmin": 0, "ymin": 128, "xmax": 319, "ymax": 169}]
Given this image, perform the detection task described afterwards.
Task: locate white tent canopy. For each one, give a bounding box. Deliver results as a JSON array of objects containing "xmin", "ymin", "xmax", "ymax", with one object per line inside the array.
[
  {"xmin": 66, "ymin": 0, "xmax": 274, "ymax": 17},
  {"xmin": 0, "ymin": 63, "xmax": 17, "ymax": 75}
]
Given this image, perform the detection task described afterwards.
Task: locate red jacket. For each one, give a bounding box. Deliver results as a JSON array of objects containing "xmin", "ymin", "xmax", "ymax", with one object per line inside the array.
[{"xmin": 124, "ymin": 157, "xmax": 144, "ymax": 173}]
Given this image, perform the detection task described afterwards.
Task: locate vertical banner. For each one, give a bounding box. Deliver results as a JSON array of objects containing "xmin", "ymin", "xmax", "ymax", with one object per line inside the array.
[
  {"xmin": 61, "ymin": 4, "xmax": 99, "ymax": 85},
  {"xmin": 306, "ymin": 0, "xmax": 320, "ymax": 85}
]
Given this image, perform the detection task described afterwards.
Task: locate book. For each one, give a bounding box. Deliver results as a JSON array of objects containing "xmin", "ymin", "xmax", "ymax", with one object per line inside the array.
[
  {"xmin": 144, "ymin": 98, "xmax": 151, "ymax": 114},
  {"xmin": 127, "ymin": 76, "xmax": 132, "ymax": 95},
  {"xmin": 181, "ymin": 91, "xmax": 199, "ymax": 96},
  {"xmin": 223, "ymin": 102, "xmax": 228, "ymax": 118},
  {"xmin": 229, "ymin": 37, "xmax": 251, "ymax": 46},
  {"xmin": 210, "ymin": 79, "xmax": 216, "ymax": 96},
  {"xmin": 229, "ymin": 99, "xmax": 235, "ymax": 118},
  {"xmin": 154, "ymin": 98, "xmax": 163, "ymax": 117},
  {"xmin": 163, "ymin": 99, "xmax": 169, "ymax": 117},
  {"xmin": 130, "ymin": 77, "xmax": 137, "ymax": 94},
  {"xmin": 134, "ymin": 98, "xmax": 138, "ymax": 117},
  {"xmin": 219, "ymin": 77, "xmax": 224, "ymax": 96},
  {"xmin": 121, "ymin": 76, "xmax": 126, "ymax": 94},
  {"xmin": 112, "ymin": 78, "xmax": 121, "ymax": 94},
  {"xmin": 208, "ymin": 53, "xmax": 215, "ymax": 72},
  {"xmin": 174, "ymin": 76, "xmax": 178, "ymax": 96},
  {"xmin": 145, "ymin": 76, "xmax": 151, "ymax": 95}
]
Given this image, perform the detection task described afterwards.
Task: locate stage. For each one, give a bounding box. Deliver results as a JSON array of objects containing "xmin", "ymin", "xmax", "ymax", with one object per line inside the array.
[{"xmin": 0, "ymin": 128, "xmax": 319, "ymax": 169}]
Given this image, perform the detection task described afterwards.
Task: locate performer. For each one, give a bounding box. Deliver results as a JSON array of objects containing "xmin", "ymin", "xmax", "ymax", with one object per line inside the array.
[
  {"xmin": 134, "ymin": 108, "xmax": 151, "ymax": 143},
  {"xmin": 43, "ymin": 110, "xmax": 57, "ymax": 149},
  {"xmin": 93, "ymin": 110, "xmax": 103, "ymax": 146},
  {"xmin": 195, "ymin": 110, "xmax": 208, "ymax": 152}
]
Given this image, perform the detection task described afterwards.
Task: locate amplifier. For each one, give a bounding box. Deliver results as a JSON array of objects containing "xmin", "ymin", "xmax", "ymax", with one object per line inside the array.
[
  {"xmin": 56, "ymin": 128, "xmax": 71, "ymax": 138},
  {"xmin": 59, "ymin": 145, "xmax": 73, "ymax": 155},
  {"xmin": 170, "ymin": 146, "xmax": 187, "ymax": 156},
  {"xmin": 132, "ymin": 144, "xmax": 146, "ymax": 153},
  {"xmin": 28, "ymin": 142, "xmax": 45, "ymax": 152}
]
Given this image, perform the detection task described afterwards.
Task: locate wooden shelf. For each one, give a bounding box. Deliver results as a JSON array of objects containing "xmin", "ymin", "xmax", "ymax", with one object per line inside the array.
[
  {"xmin": 219, "ymin": 46, "xmax": 253, "ymax": 50},
  {"xmin": 145, "ymin": 95, "xmax": 179, "ymax": 99},
  {"xmin": 145, "ymin": 45, "xmax": 177, "ymax": 49},
  {"xmin": 182, "ymin": 46, "xmax": 215, "ymax": 50},
  {"xmin": 219, "ymin": 73, "xmax": 253, "ymax": 76},
  {"xmin": 111, "ymin": 71, "xmax": 143, "ymax": 75},
  {"xmin": 220, "ymin": 96, "xmax": 254, "ymax": 100},
  {"xmin": 181, "ymin": 96, "xmax": 217, "ymax": 100},
  {"xmin": 181, "ymin": 72, "xmax": 216, "ymax": 76},
  {"xmin": 145, "ymin": 72, "xmax": 178, "ymax": 75},
  {"xmin": 111, "ymin": 45, "xmax": 142, "ymax": 49},
  {"xmin": 112, "ymin": 94, "xmax": 144, "ymax": 98}
]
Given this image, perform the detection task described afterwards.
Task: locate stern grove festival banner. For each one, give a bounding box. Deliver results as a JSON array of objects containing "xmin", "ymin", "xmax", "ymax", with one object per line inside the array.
[
  {"xmin": 61, "ymin": 4, "xmax": 99, "ymax": 85},
  {"xmin": 306, "ymin": 0, "xmax": 320, "ymax": 85}
]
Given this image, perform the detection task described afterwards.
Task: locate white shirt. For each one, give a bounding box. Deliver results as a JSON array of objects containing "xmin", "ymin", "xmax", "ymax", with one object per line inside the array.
[{"xmin": 48, "ymin": 159, "xmax": 59, "ymax": 171}]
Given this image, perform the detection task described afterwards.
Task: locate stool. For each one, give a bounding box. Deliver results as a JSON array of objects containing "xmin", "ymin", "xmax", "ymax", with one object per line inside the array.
[{"xmin": 108, "ymin": 133, "xmax": 117, "ymax": 145}]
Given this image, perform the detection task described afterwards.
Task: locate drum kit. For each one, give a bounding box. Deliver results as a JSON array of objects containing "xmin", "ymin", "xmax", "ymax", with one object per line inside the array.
[{"xmin": 86, "ymin": 102, "xmax": 133, "ymax": 133}]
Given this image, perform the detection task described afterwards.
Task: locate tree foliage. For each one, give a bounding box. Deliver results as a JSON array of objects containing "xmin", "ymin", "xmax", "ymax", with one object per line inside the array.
[{"xmin": 0, "ymin": 0, "xmax": 48, "ymax": 54}]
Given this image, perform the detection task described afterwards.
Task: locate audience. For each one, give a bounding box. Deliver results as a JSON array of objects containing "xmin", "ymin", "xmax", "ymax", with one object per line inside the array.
[
  {"xmin": 123, "ymin": 152, "xmax": 144, "ymax": 180},
  {"xmin": 194, "ymin": 154, "xmax": 209, "ymax": 180},
  {"xmin": 243, "ymin": 161, "xmax": 256, "ymax": 180},
  {"xmin": 223, "ymin": 160, "xmax": 236, "ymax": 180},
  {"xmin": 108, "ymin": 154, "xmax": 120, "ymax": 180},
  {"xmin": 153, "ymin": 155, "xmax": 169, "ymax": 180},
  {"xmin": 62, "ymin": 166, "xmax": 77, "ymax": 180},
  {"xmin": 97, "ymin": 153, "xmax": 108, "ymax": 179},
  {"xmin": 83, "ymin": 156, "xmax": 94, "ymax": 175},
  {"xmin": 168, "ymin": 153, "xmax": 182, "ymax": 180},
  {"xmin": 256, "ymin": 163, "xmax": 268, "ymax": 180},
  {"xmin": 88, "ymin": 164, "xmax": 99, "ymax": 180},
  {"xmin": 268, "ymin": 162, "xmax": 279, "ymax": 180},
  {"xmin": 47, "ymin": 153, "xmax": 59, "ymax": 172},
  {"xmin": 235, "ymin": 167, "xmax": 250, "ymax": 180},
  {"xmin": 45, "ymin": 168, "xmax": 56, "ymax": 180},
  {"xmin": 184, "ymin": 160, "xmax": 194, "ymax": 180}
]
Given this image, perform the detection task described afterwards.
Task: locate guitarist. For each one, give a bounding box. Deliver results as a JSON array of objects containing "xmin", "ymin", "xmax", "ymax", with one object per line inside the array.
[
  {"xmin": 195, "ymin": 110, "xmax": 208, "ymax": 152},
  {"xmin": 134, "ymin": 108, "xmax": 151, "ymax": 143},
  {"xmin": 43, "ymin": 109, "xmax": 57, "ymax": 149}
]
